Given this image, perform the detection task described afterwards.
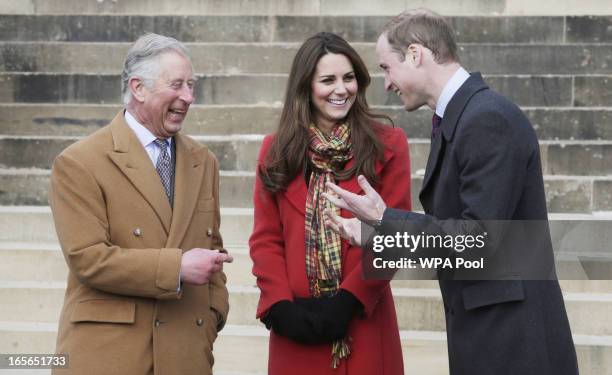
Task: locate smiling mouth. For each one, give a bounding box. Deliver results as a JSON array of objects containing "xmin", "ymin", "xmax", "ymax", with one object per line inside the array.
[
  {"xmin": 169, "ymin": 108, "xmax": 187, "ymax": 115},
  {"xmin": 327, "ymin": 97, "xmax": 349, "ymax": 105}
]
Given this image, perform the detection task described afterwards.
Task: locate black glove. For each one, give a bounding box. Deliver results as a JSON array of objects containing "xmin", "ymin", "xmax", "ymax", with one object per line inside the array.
[
  {"xmin": 260, "ymin": 300, "xmax": 327, "ymax": 345},
  {"xmin": 295, "ymin": 289, "xmax": 362, "ymax": 341}
]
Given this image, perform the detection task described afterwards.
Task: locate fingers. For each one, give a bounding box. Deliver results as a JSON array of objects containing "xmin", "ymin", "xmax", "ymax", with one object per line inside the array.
[
  {"xmin": 325, "ymin": 182, "xmax": 358, "ymax": 204},
  {"xmin": 194, "ymin": 248, "xmax": 233, "ymax": 264},
  {"xmin": 357, "ymin": 175, "xmax": 381, "ymax": 200},
  {"xmin": 322, "ymin": 191, "xmax": 349, "ymax": 211},
  {"xmin": 324, "ymin": 209, "xmax": 353, "ymax": 243},
  {"xmin": 323, "ymin": 209, "xmax": 342, "ymax": 234},
  {"xmin": 212, "ymin": 253, "xmax": 233, "ymax": 265},
  {"xmin": 324, "ymin": 181, "xmax": 344, "ymax": 196},
  {"xmin": 324, "ymin": 211, "xmax": 364, "ymax": 247},
  {"xmin": 324, "ymin": 182, "xmax": 361, "ymax": 213},
  {"xmin": 210, "ymin": 263, "xmax": 222, "ymax": 273}
]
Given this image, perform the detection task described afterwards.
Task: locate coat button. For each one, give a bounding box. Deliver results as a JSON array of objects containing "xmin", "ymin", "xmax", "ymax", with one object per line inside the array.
[
  {"xmin": 155, "ymin": 319, "xmax": 160, "ymax": 327},
  {"xmin": 206, "ymin": 228, "xmax": 213, "ymax": 237},
  {"xmin": 133, "ymin": 228, "xmax": 142, "ymax": 237},
  {"xmin": 196, "ymin": 318, "xmax": 204, "ymax": 326}
]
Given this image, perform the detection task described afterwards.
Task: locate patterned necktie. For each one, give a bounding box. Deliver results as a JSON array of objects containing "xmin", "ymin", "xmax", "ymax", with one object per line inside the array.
[
  {"xmin": 154, "ymin": 138, "xmax": 173, "ymax": 204},
  {"xmin": 432, "ymin": 113, "xmax": 442, "ymax": 139}
]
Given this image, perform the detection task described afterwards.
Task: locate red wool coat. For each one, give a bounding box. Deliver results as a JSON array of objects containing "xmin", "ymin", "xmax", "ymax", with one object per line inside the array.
[{"xmin": 249, "ymin": 125, "xmax": 412, "ymax": 375}]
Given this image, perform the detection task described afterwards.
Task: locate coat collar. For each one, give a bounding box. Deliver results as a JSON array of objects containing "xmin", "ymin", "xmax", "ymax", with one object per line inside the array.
[
  {"xmin": 420, "ymin": 73, "xmax": 489, "ymax": 196},
  {"xmin": 283, "ymin": 140, "xmax": 395, "ymax": 215},
  {"xmin": 107, "ymin": 111, "xmax": 206, "ymax": 247},
  {"xmin": 439, "ymin": 72, "xmax": 488, "ymax": 143}
]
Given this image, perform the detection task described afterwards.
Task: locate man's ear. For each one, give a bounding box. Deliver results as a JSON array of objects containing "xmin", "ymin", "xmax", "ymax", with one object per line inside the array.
[
  {"xmin": 128, "ymin": 77, "xmax": 147, "ymax": 103},
  {"xmin": 406, "ymin": 44, "xmax": 423, "ymax": 67}
]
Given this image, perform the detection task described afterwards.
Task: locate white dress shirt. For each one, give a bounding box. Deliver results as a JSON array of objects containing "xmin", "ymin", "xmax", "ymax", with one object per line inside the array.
[
  {"xmin": 435, "ymin": 66, "xmax": 470, "ymax": 118},
  {"xmin": 124, "ymin": 110, "xmax": 173, "ymax": 167}
]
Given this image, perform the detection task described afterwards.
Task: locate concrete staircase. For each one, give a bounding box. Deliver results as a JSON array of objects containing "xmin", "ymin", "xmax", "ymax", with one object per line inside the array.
[{"xmin": 1, "ymin": 2, "xmax": 612, "ymax": 374}]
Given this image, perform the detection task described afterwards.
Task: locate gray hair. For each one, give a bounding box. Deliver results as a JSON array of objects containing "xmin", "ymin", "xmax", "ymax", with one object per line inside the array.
[{"xmin": 121, "ymin": 33, "xmax": 191, "ymax": 105}]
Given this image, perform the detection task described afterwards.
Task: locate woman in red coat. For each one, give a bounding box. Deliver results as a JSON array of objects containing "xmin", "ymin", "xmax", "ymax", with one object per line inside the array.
[{"xmin": 249, "ymin": 32, "xmax": 412, "ymax": 375}]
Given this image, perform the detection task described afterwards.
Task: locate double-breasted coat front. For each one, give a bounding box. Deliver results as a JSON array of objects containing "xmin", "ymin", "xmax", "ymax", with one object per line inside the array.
[{"xmin": 49, "ymin": 111, "xmax": 229, "ymax": 375}]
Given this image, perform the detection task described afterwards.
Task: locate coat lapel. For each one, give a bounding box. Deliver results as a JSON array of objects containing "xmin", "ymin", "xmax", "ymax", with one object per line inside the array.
[
  {"xmin": 166, "ymin": 134, "xmax": 206, "ymax": 248},
  {"xmin": 419, "ymin": 130, "xmax": 444, "ymax": 200},
  {"xmin": 107, "ymin": 112, "xmax": 173, "ymax": 234},
  {"xmin": 419, "ymin": 72, "xmax": 489, "ymax": 201},
  {"xmin": 283, "ymin": 172, "xmax": 308, "ymax": 215}
]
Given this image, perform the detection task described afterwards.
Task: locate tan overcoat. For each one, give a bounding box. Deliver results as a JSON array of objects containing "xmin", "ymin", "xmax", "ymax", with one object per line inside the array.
[{"xmin": 49, "ymin": 111, "xmax": 229, "ymax": 375}]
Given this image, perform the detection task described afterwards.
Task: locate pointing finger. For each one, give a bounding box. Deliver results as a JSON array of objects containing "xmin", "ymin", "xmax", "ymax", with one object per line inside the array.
[
  {"xmin": 322, "ymin": 192, "xmax": 350, "ymax": 210},
  {"xmin": 325, "ymin": 182, "xmax": 354, "ymax": 201}
]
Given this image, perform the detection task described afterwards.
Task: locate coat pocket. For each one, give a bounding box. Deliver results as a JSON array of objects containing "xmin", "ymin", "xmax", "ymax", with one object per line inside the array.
[
  {"xmin": 462, "ymin": 278, "xmax": 525, "ymax": 311},
  {"xmin": 70, "ymin": 299, "xmax": 136, "ymax": 324},
  {"xmin": 197, "ymin": 198, "xmax": 215, "ymax": 212}
]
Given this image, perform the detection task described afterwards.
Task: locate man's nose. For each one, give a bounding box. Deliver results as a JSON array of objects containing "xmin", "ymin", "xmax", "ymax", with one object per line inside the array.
[
  {"xmin": 180, "ymin": 85, "xmax": 194, "ymax": 104},
  {"xmin": 384, "ymin": 76, "xmax": 392, "ymax": 91}
]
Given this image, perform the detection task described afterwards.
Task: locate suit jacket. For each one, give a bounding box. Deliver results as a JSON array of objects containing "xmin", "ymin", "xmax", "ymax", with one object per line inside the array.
[
  {"xmin": 249, "ymin": 125, "xmax": 411, "ymax": 375},
  {"xmin": 383, "ymin": 73, "xmax": 579, "ymax": 375},
  {"xmin": 49, "ymin": 111, "xmax": 229, "ymax": 375}
]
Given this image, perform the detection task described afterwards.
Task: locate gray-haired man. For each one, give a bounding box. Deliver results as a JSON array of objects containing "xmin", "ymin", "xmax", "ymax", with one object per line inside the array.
[{"xmin": 49, "ymin": 33, "xmax": 232, "ymax": 375}]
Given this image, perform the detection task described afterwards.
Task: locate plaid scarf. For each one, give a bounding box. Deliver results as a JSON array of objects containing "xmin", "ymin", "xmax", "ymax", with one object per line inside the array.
[{"xmin": 305, "ymin": 122, "xmax": 353, "ymax": 368}]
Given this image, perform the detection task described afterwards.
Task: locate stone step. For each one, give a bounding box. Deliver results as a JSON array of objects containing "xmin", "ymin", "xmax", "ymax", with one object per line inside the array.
[
  {"xmin": 2, "ymin": 242, "xmax": 611, "ymax": 294},
  {"xmin": 4, "ymin": 0, "xmax": 612, "ymax": 16},
  {"xmin": 0, "ymin": 370, "xmax": 263, "ymax": 375},
  {"xmin": 0, "ymin": 243, "xmax": 256, "ymax": 288},
  {"xmin": 1, "ymin": 72, "xmax": 596, "ymax": 108},
  {"xmin": 2, "ymin": 15, "xmax": 601, "ymax": 44},
  {"xmin": 2, "ymin": 206, "xmax": 612, "ymax": 247},
  {"xmin": 0, "ymin": 206, "xmax": 253, "ymax": 246},
  {"xmin": 3, "ymin": 42, "xmax": 612, "ymax": 76},
  {"xmin": 1, "ymin": 281, "xmax": 611, "ymax": 336},
  {"xmin": 1, "ymin": 324, "xmax": 611, "ymax": 375},
  {"xmin": 0, "ymin": 322, "xmax": 451, "ymax": 374},
  {"xmin": 2, "ymin": 168, "xmax": 611, "ymax": 213},
  {"xmin": 2, "ymin": 104, "xmax": 611, "ymax": 141},
  {"xmin": 1, "ymin": 134, "xmax": 611, "ymax": 175},
  {"xmin": 0, "ymin": 243, "xmax": 606, "ymax": 290}
]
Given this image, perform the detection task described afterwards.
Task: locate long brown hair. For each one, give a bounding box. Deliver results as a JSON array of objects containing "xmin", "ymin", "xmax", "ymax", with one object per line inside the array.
[{"xmin": 260, "ymin": 32, "xmax": 392, "ymax": 193}]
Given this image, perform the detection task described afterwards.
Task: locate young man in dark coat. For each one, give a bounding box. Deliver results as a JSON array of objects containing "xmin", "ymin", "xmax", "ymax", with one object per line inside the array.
[{"xmin": 324, "ymin": 9, "xmax": 579, "ymax": 375}]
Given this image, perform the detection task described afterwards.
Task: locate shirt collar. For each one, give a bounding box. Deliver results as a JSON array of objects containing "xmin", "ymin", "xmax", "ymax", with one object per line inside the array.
[
  {"xmin": 435, "ymin": 66, "xmax": 470, "ymax": 118},
  {"xmin": 124, "ymin": 110, "xmax": 172, "ymax": 148}
]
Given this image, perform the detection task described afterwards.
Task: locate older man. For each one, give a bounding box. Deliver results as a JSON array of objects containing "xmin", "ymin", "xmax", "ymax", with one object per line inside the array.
[{"xmin": 49, "ymin": 33, "xmax": 232, "ymax": 375}]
